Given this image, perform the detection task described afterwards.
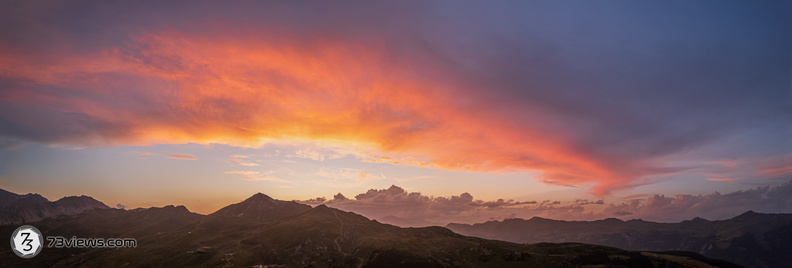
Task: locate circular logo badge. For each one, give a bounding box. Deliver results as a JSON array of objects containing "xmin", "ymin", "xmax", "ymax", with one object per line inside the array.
[{"xmin": 10, "ymin": 225, "xmax": 43, "ymax": 258}]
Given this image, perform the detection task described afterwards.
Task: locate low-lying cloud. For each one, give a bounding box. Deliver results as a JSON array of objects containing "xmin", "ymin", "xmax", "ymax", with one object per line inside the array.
[{"xmin": 303, "ymin": 180, "xmax": 792, "ymax": 226}]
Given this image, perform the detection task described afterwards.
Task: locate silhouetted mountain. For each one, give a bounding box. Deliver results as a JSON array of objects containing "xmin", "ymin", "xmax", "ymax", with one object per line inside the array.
[
  {"xmin": 210, "ymin": 193, "xmax": 311, "ymax": 220},
  {"xmin": 447, "ymin": 211, "xmax": 792, "ymax": 268},
  {"xmin": 0, "ymin": 189, "xmax": 108, "ymax": 225},
  {"xmin": 0, "ymin": 193, "xmax": 739, "ymax": 267}
]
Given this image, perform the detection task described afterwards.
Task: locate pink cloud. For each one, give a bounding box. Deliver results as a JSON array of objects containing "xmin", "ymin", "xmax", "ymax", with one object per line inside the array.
[
  {"xmin": 0, "ymin": 2, "xmax": 785, "ymax": 196},
  {"xmin": 303, "ymin": 181, "xmax": 792, "ymax": 226}
]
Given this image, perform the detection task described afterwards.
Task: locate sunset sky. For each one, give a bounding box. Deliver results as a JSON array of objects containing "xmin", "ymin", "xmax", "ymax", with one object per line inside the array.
[{"xmin": 1, "ymin": 1, "xmax": 790, "ymax": 223}]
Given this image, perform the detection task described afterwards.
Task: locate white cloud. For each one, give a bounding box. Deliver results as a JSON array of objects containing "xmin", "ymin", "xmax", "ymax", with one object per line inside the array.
[
  {"xmin": 286, "ymin": 148, "xmax": 347, "ymax": 161},
  {"xmin": 599, "ymin": 179, "xmax": 792, "ymax": 221},
  {"xmin": 300, "ymin": 180, "xmax": 792, "ymax": 227},
  {"xmin": 226, "ymin": 155, "xmax": 261, "ymax": 166}
]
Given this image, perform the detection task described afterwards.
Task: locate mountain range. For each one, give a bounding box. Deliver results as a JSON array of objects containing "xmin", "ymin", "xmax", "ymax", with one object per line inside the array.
[
  {"xmin": 0, "ymin": 189, "xmax": 742, "ymax": 267},
  {"xmin": 447, "ymin": 212, "xmax": 792, "ymax": 268},
  {"xmin": 0, "ymin": 189, "xmax": 108, "ymax": 225}
]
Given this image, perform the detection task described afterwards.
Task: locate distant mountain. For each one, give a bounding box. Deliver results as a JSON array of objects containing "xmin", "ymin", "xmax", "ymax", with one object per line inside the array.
[
  {"xmin": 0, "ymin": 193, "xmax": 739, "ymax": 268},
  {"xmin": 209, "ymin": 192, "xmax": 312, "ymax": 222},
  {"xmin": 447, "ymin": 211, "xmax": 792, "ymax": 268},
  {"xmin": 0, "ymin": 189, "xmax": 108, "ymax": 225},
  {"xmin": 378, "ymin": 215, "xmax": 437, "ymax": 227}
]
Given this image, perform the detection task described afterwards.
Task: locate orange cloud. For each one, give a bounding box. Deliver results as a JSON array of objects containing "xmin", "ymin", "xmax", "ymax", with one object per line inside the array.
[
  {"xmin": 0, "ymin": 32, "xmax": 653, "ymax": 194},
  {"xmin": 167, "ymin": 154, "xmax": 197, "ymax": 161}
]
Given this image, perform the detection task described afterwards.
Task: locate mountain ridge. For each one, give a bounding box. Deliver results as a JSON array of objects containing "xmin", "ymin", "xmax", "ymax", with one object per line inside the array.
[
  {"xmin": 0, "ymin": 189, "xmax": 109, "ymax": 225},
  {"xmin": 447, "ymin": 211, "xmax": 792, "ymax": 268},
  {"xmin": 0, "ymin": 191, "xmax": 743, "ymax": 267}
]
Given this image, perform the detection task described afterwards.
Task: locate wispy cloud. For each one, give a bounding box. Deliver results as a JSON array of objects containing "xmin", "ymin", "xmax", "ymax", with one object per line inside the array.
[
  {"xmin": 226, "ymin": 155, "xmax": 260, "ymax": 166},
  {"xmin": 394, "ymin": 175, "xmax": 436, "ymax": 183},
  {"xmin": 0, "ymin": 138, "xmax": 27, "ymax": 152},
  {"xmin": 134, "ymin": 152, "xmax": 197, "ymax": 160},
  {"xmin": 761, "ymin": 165, "xmax": 792, "ymax": 178},
  {"xmin": 317, "ymin": 168, "xmax": 382, "ymax": 182},
  {"xmin": 223, "ymin": 170, "xmax": 288, "ymax": 182},
  {"xmin": 167, "ymin": 154, "xmax": 197, "ymax": 160},
  {"xmin": 286, "ymin": 148, "xmax": 347, "ymax": 162},
  {"xmin": 0, "ymin": 2, "xmax": 786, "ymax": 195}
]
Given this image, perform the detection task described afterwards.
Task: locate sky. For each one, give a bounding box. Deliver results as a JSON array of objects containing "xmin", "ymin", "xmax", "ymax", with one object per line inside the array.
[{"xmin": 0, "ymin": 1, "xmax": 790, "ymax": 224}]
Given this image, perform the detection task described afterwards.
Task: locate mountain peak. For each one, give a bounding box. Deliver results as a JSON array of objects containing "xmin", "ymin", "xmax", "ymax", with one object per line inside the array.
[
  {"xmin": 209, "ymin": 193, "xmax": 311, "ymax": 221},
  {"xmin": 161, "ymin": 204, "xmax": 191, "ymax": 213},
  {"xmin": 598, "ymin": 218, "xmax": 624, "ymax": 223},
  {"xmin": 134, "ymin": 205, "xmax": 199, "ymax": 221},
  {"xmin": 303, "ymin": 204, "xmax": 335, "ymax": 217},
  {"xmin": 691, "ymin": 216, "xmax": 709, "ymax": 222},
  {"xmin": 54, "ymin": 195, "xmax": 109, "ymax": 209},
  {"xmin": 528, "ymin": 216, "xmax": 552, "ymax": 222},
  {"xmin": 244, "ymin": 192, "xmax": 274, "ymax": 202},
  {"xmin": 0, "ymin": 190, "xmax": 107, "ymax": 225},
  {"xmin": 734, "ymin": 210, "xmax": 761, "ymax": 220},
  {"xmin": 0, "ymin": 189, "xmax": 50, "ymax": 204}
]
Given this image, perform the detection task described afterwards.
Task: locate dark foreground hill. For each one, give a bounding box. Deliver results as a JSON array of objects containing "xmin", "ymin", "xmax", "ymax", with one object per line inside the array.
[
  {"xmin": 0, "ymin": 192, "xmax": 740, "ymax": 268},
  {"xmin": 447, "ymin": 211, "xmax": 792, "ymax": 268}
]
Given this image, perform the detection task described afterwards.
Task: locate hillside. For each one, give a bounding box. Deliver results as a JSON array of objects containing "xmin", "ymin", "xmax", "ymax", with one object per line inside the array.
[
  {"xmin": 447, "ymin": 211, "xmax": 792, "ymax": 268},
  {"xmin": 0, "ymin": 192, "xmax": 739, "ymax": 267}
]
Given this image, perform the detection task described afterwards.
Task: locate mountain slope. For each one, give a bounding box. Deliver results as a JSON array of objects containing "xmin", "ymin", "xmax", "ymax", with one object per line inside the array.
[
  {"xmin": 447, "ymin": 211, "xmax": 792, "ymax": 268},
  {"xmin": 0, "ymin": 189, "xmax": 109, "ymax": 225},
  {"xmin": 0, "ymin": 193, "xmax": 740, "ymax": 268}
]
